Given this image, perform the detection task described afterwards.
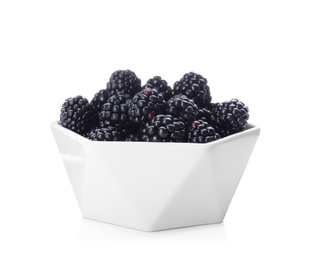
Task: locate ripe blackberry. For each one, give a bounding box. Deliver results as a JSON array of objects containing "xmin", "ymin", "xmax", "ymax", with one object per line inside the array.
[
  {"xmin": 128, "ymin": 88, "xmax": 166, "ymax": 124},
  {"xmin": 140, "ymin": 114, "xmax": 186, "ymax": 142},
  {"xmin": 143, "ymin": 76, "xmax": 173, "ymax": 101},
  {"xmin": 99, "ymin": 93, "xmax": 140, "ymax": 139},
  {"xmin": 188, "ymin": 120, "xmax": 220, "ymax": 143},
  {"xmin": 60, "ymin": 95, "xmax": 98, "ymax": 136},
  {"xmin": 195, "ymin": 107, "xmax": 215, "ymax": 123},
  {"xmin": 212, "ymin": 99, "xmax": 249, "ymax": 137},
  {"xmin": 106, "ymin": 70, "xmax": 142, "ymax": 97},
  {"xmin": 194, "ymin": 102, "xmax": 220, "ymax": 123},
  {"xmin": 173, "ymin": 72, "xmax": 211, "ymax": 107},
  {"xmin": 90, "ymin": 89, "xmax": 109, "ymax": 112},
  {"xmin": 86, "ymin": 126, "xmax": 121, "ymax": 141},
  {"xmin": 166, "ymin": 94, "xmax": 198, "ymax": 123},
  {"xmin": 99, "ymin": 93, "xmax": 132, "ymax": 128},
  {"xmin": 212, "ymin": 125, "xmax": 232, "ymax": 138}
]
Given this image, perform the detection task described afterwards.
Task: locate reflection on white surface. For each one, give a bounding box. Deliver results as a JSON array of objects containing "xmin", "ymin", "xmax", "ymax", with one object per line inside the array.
[{"xmin": 77, "ymin": 218, "xmax": 229, "ymax": 247}]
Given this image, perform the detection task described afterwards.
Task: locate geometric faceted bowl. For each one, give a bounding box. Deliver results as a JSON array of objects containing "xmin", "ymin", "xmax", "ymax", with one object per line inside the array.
[{"xmin": 51, "ymin": 121, "xmax": 260, "ymax": 232}]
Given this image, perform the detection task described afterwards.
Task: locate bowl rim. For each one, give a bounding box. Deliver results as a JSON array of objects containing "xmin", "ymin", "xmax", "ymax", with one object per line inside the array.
[{"xmin": 51, "ymin": 121, "xmax": 260, "ymax": 147}]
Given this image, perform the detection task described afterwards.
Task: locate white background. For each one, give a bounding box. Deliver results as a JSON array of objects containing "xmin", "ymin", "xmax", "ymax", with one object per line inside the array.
[{"xmin": 1, "ymin": 0, "xmax": 311, "ymax": 259}]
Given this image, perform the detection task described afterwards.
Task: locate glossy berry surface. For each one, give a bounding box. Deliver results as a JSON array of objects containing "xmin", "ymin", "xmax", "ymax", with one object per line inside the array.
[
  {"xmin": 106, "ymin": 70, "xmax": 142, "ymax": 97},
  {"xmin": 58, "ymin": 70, "xmax": 251, "ymax": 143},
  {"xmin": 195, "ymin": 107, "xmax": 215, "ymax": 123},
  {"xmin": 140, "ymin": 114, "xmax": 186, "ymax": 142},
  {"xmin": 166, "ymin": 94, "xmax": 198, "ymax": 123},
  {"xmin": 173, "ymin": 72, "xmax": 212, "ymax": 107},
  {"xmin": 143, "ymin": 76, "xmax": 173, "ymax": 101},
  {"xmin": 86, "ymin": 126, "xmax": 121, "ymax": 141},
  {"xmin": 99, "ymin": 93, "xmax": 131, "ymax": 128},
  {"xmin": 188, "ymin": 120, "xmax": 220, "ymax": 143},
  {"xmin": 90, "ymin": 89, "xmax": 109, "ymax": 112},
  {"xmin": 60, "ymin": 95, "xmax": 98, "ymax": 136},
  {"xmin": 212, "ymin": 99, "xmax": 249, "ymax": 137},
  {"xmin": 128, "ymin": 88, "xmax": 166, "ymax": 124}
]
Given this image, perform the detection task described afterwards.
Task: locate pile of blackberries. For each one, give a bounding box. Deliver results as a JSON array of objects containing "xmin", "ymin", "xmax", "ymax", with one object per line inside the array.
[{"xmin": 59, "ymin": 70, "xmax": 249, "ymax": 143}]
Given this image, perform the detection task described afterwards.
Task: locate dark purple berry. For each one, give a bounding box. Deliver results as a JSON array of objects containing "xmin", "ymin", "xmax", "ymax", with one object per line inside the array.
[
  {"xmin": 86, "ymin": 126, "xmax": 121, "ymax": 141},
  {"xmin": 140, "ymin": 114, "xmax": 187, "ymax": 142},
  {"xmin": 60, "ymin": 95, "xmax": 98, "ymax": 136},
  {"xmin": 106, "ymin": 70, "xmax": 142, "ymax": 97},
  {"xmin": 212, "ymin": 99, "xmax": 249, "ymax": 137},
  {"xmin": 128, "ymin": 88, "xmax": 166, "ymax": 125},
  {"xmin": 143, "ymin": 76, "xmax": 173, "ymax": 101},
  {"xmin": 166, "ymin": 94, "xmax": 198, "ymax": 123},
  {"xmin": 173, "ymin": 72, "xmax": 212, "ymax": 107},
  {"xmin": 90, "ymin": 89, "xmax": 109, "ymax": 112},
  {"xmin": 188, "ymin": 120, "xmax": 220, "ymax": 143}
]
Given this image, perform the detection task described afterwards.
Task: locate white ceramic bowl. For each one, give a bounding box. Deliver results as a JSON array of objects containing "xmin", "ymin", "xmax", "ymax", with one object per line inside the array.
[{"xmin": 51, "ymin": 121, "xmax": 260, "ymax": 232}]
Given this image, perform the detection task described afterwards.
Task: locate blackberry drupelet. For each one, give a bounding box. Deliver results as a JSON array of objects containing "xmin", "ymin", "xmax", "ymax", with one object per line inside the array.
[
  {"xmin": 173, "ymin": 72, "xmax": 212, "ymax": 107},
  {"xmin": 166, "ymin": 94, "xmax": 198, "ymax": 123},
  {"xmin": 106, "ymin": 70, "xmax": 142, "ymax": 97},
  {"xmin": 140, "ymin": 114, "xmax": 186, "ymax": 142},
  {"xmin": 195, "ymin": 107, "xmax": 215, "ymax": 123},
  {"xmin": 128, "ymin": 88, "xmax": 166, "ymax": 124},
  {"xmin": 90, "ymin": 89, "xmax": 109, "ymax": 112},
  {"xmin": 99, "ymin": 93, "xmax": 132, "ymax": 128},
  {"xmin": 60, "ymin": 95, "xmax": 98, "ymax": 136},
  {"xmin": 143, "ymin": 76, "xmax": 173, "ymax": 101},
  {"xmin": 125, "ymin": 132, "xmax": 141, "ymax": 142},
  {"xmin": 212, "ymin": 98, "xmax": 249, "ymax": 137},
  {"xmin": 208, "ymin": 102, "xmax": 219, "ymax": 111},
  {"xmin": 86, "ymin": 126, "xmax": 121, "ymax": 141},
  {"xmin": 99, "ymin": 93, "xmax": 140, "ymax": 139},
  {"xmin": 188, "ymin": 120, "xmax": 220, "ymax": 143},
  {"xmin": 212, "ymin": 125, "xmax": 232, "ymax": 138}
]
